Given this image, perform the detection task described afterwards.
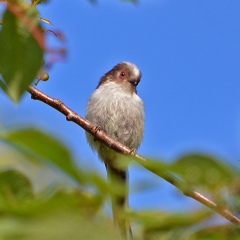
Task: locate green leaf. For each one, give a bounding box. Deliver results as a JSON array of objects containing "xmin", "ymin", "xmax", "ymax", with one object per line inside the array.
[
  {"xmin": 134, "ymin": 209, "xmax": 212, "ymax": 232},
  {"xmin": 171, "ymin": 154, "xmax": 235, "ymax": 190},
  {"xmin": 0, "ymin": 190, "xmax": 121, "ymax": 240},
  {"xmin": 0, "ymin": 7, "xmax": 44, "ymax": 102},
  {"xmin": 32, "ymin": 0, "xmax": 49, "ymax": 5},
  {"xmin": 0, "ymin": 128, "xmax": 82, "ymax": 184},
  {"xmin": 0, "ymin": 169, "xmax": 33, "ymax": 206},
  {"xmin": 193, "ymin": 224, "xmax": 240, "ymax": 240}
]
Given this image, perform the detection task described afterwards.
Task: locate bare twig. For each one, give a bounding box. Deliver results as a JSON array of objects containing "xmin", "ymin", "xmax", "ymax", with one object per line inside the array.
[{"xmin": 28, "ymin": 85, "xmax": 240, "ymax": 224}]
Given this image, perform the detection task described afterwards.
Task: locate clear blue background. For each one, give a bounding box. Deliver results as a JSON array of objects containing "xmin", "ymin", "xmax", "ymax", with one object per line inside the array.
[{"xmin": 1, "ymin": 0, "xmax": 240, "ymax": 212}]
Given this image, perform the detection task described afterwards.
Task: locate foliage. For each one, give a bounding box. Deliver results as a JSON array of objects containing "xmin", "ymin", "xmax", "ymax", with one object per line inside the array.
[
  {"xmin": 0, "ymin": 126, "xmax": 239, "ymax": 240},
  {"xmin": 0, "ymin": 1, "xmax": 240, "ymax": 239},
  {"xmin": 0, "ymin": 1, "xmax": 43, "ymax": 102}
]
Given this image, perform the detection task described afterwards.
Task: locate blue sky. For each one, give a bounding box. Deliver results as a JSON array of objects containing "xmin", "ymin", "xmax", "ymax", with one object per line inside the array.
[{"xmin": 1, "ymin": 0, "xmax": 240, "ymax": 212}]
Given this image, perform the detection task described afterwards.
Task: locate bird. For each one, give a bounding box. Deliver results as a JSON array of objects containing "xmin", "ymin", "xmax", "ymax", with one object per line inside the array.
[{"xmin": 86, "ymin": 62, "xmax": 145, "ymax": 239}]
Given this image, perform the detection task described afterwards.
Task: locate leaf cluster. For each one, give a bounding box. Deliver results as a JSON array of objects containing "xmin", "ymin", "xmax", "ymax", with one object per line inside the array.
[{"xmin": 0, "ymin": 127, "xmax": 239, "ymax": 239}]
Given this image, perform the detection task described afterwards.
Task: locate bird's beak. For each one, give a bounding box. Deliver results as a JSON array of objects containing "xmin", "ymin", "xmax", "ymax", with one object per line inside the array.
[{"xmin": 128, "ymin": 79, "xmax": 139, "ymax": 86}]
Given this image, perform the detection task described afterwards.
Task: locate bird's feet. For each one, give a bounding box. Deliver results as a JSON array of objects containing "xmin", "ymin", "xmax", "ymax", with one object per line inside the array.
[
  {"xmin": 129, "ymin": 148, "xmax": 137, "ymax": 156},
  {"xmin": 93, "ymin": 125, "xmax": 101, "ymax": 141}
]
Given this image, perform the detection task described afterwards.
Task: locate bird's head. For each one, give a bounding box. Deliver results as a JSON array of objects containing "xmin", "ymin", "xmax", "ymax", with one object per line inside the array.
[{"xmin": 97, "ymin": 62, "xmax": 142, "ymax": 94}]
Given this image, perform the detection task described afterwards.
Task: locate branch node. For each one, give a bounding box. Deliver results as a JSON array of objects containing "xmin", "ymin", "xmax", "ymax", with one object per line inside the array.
[
  {"xmin": 66, "ymin": 112, "xmax": 75, "ymax": 121},
  {"xmin": 31, "ymin": 93, "xmax": 37, "ymax": 100},
  {"xmin": 53, "ymin": 98, "xmax": 62, "ymax": 106}
]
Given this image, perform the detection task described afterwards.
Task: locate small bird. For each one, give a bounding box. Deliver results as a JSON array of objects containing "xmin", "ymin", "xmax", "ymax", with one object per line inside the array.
[{"xmin": 86, "ymin": 62, "xmax": 144, "ymax": 238}]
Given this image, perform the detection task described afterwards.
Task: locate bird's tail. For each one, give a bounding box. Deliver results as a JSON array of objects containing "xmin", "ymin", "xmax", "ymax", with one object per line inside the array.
[{"xmin": 106, "ymin": 163, "xmax": 132, "ymax": 239}]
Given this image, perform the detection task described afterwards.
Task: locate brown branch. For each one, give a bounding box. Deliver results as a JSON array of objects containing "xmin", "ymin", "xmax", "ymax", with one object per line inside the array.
[{"xmin": 28, "ymin": 85, "xmax": 240, "ymax": 224}]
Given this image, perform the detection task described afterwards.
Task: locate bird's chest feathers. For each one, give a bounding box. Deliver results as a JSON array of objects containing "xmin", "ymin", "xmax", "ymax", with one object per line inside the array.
[
  {"xmin": 87, "ymin": 82, "xmax": 144, "ymax": 147},
  {"xmin": 92, "ymin": 82, "xmax": 142, "ymax": 121},
  {"xmin": 86, "ymin": 78, "xmax": 144, "ymax": 149}
]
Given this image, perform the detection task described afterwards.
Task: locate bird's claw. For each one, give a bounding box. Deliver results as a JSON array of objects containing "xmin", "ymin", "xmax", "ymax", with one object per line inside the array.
[
  {"xmin": 93, "ymin": 125, "xmax": 101, "ymax": 141},
  {"xmin": 130, "ymin": 148, "xmax": 137, "ymax": 156},
  {"xmin": 94, "ymin": 125, "xmax": 101, "ymax": 133}
]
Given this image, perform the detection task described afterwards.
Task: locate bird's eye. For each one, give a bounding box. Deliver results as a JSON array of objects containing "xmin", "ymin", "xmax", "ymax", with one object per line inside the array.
[{"xmin": 120, "ymin": 70, "xmax": 126, "ymax": 78}]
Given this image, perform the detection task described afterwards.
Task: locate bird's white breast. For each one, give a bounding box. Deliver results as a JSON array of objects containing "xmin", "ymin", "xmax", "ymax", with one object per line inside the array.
[{"xmin": 86, "ymin": 81, "xmax": 144, "ymax": 149}]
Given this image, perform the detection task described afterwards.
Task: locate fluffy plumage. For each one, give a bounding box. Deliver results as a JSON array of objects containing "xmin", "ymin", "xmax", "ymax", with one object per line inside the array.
[{"xmin": 85, "ymin": 62, "xmax": 145, "ymax": 239}]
